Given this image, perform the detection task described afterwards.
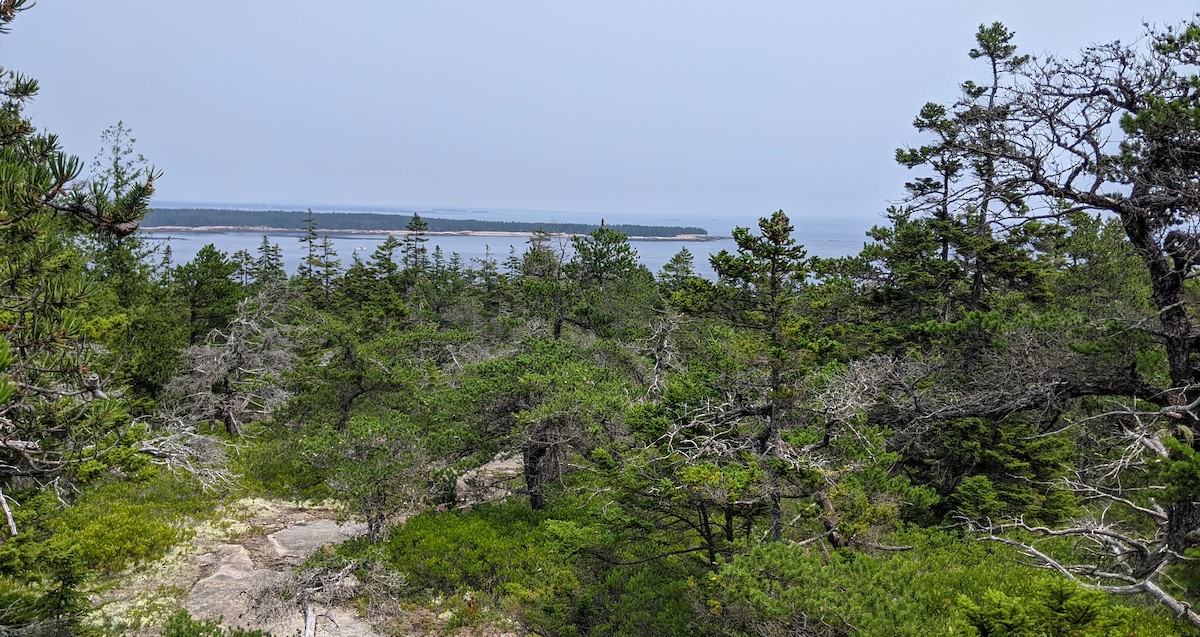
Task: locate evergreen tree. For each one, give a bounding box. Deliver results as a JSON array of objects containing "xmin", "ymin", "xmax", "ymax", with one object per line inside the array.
[
  {"xmin": 173, "ymin": 245, "xmax": 243, "ymax": 345},
  {"xmin": 470, "ymin": 246, "xmax": 512, "ymax": 334},
  {"xmin": 369, "ymin": 235, "xmax": 402, "ymax": 281},
  {"xmin": 566, "ymin": 222, "xmax": 654, "ymax": 338},
  {"xmin": 891, "ymin": 24, "xmax": 1048, "ymax": 325},
  {"xmin": 316, "ymin": 234, "xmax": 341, "ymax": 293},
  {"xmin": 0, "ymin": 1, "xmax": 156, "ymax": 485},
  {"xmin": 297, "ymin": 208, "xmax": 319, "ymax": 281},
  {"xmin": 82, "ymin": 121, "xmax": 162, "ymax": 309},
  {"xmin": 296, "ymin": 217, "xmax": 341, "ymax": 306},
  {"xmin": 401, "ymin": 212, "xmax": 430, "ymax": 273},
  {"xmin": 231, "ymin": 248, "xmax": 254, "ymax": 286},
  {"xmin": 710, "ymin": 210, "xmax": 813, "ymax": 541},
  {"xmin": 568, "ymin": 220, "xmax": 639, "ymax": 285},
  {"xmin": 252, "ymin": 235, "xmax": 285, "ymax": 288},
  {"xmin": 658, "ymin": 246, "xmax": 696, "ymax": 290},
  {"xmin": 75, "ymin": 121, "xmax": 187, "ymax": 401},
  {"xmin": 517, "ymin": 229, "xmax": 572, "ymax": 339}
]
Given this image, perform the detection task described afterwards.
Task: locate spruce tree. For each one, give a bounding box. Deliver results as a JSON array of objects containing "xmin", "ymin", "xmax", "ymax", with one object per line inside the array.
[
  {"xmin": 253, "ymin": 235, "xmax": 285, "ymax": 288},
  {"xmin": 659, "ymin": 246, "xmax": 696, "ymax": 289},
  {"xmin": 173, "ymin": 245, "xmax": 243, "ymax": 345},
  {"xmin": 400, "ymin": 212, "xmax": 430, "ymax": 273}
]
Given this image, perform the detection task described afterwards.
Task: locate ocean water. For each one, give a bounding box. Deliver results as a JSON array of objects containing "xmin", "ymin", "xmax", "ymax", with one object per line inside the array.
[{"xmin": 143, "ymin": 207, "xmax": 880, "ymax": 277}]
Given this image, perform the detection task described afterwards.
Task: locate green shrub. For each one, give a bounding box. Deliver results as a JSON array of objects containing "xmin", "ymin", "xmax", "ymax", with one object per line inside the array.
[
  {"xmin": 42, "ymin": 473, "xmax": 219, "ymax": 574},
  {"xmin": 0, "ymin": 471, "xmax": 222, "ymax": 579},
  {"xmin": 960, "ymin": 579, "xmax": 1140, "ymax": 637},
  {"xmin": 582, "ymin": 560, "xmax": 699, "ymax": 637},
  {"xmin": 376, "ymin": 499, "xmax": 714, "ymax": 637},
  {"xmin": 701, "ymin": 529, "xmax": 1191, "ymax": 636},
  {"xmin": 231, "ymin": 428, "xmax": 332, "ymax": 501},
  {"xmin": 380, "ymin": 502, "xmax": 583, "ymax": 634},
  {"xmin": 0, "ymin": 577, "xmax": 39, "ymax": 626},
  {"xmin": 43, "ymin": 497, "xmax": 183, "ymax": 574},
  {"xmin": 383, "ymin": 502, "xmax": 576, "ymax": 595}
]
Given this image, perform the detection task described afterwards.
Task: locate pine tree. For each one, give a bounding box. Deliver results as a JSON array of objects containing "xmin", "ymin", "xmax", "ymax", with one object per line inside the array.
[
  {"xmin": 518, "ymin": 229, "xmax": 572, "ymax": 338},
  {"xmin": 369, "ymin": 235, "xmax": 402, "ymax": 280},
  {"xmin": 892, "ymin": 24, "xmax": 1046, "ymax": 321},
  {"xmin": 232, "ymin": 248, "xmax": 254, "ymax": 286},
  {"xmin": 0, "ymin": 1, "xmax": 157, "ymax": 483},
  {"xmin": 316, "ymin": 235, "xmax": 342, "ymax": 293},
  {"xmin": 710, "ymin": 210, "xmax": 812, "ymax": 541},
  {"xmin": 297, "ymin": 208, "xmax": 319, "ymax": 281},
  {"xmin": 568, "ymin": 220, "xmax": 639, "ymax": 285}
]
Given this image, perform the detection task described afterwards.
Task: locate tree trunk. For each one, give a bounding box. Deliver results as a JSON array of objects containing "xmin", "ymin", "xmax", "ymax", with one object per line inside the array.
[
  {"xmin": 815, "ymin": 490, "xmax": 850, "ymax": 549},
  {"xmin": 1121, "ymin": 189, "xmax": 1195, "ymax": 395},
  {"xmin": 524, "ymin": 444, "xmax": 547, "ymax": 510}
]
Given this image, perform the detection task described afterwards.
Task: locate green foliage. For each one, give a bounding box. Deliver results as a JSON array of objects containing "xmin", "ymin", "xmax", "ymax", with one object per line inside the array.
[
  {"xmin": 232, "ymin": 428, "xmax": 333, "ymax": 502},
  {"xmin": 953, "ymin": 475, "xmax": 1008, "ymax": 520},
  {"xmin": 0, "ymin": 339, "xmax": 17, "ymax": 405},
  {"xmin": 0, "ymin": 467, "xmax": 223, "ymax": 634},
  {"xmin": 959, "ymin": 579, "xmax": 1143, "ymax": 637},
  {"xmin": 1159, "ymin": 438, "xmax": 1200, "ymax": 505},
  {"xmin": 42, "ymin": 495, "xmax": 181, "ymax": 574},
  {"xmin": 581, "ymin": 562, "xmax": 699, "ymax": 637},
  {"xmin": 400, "ymin": 212, "xmax": 430, "ymax": 273},
  {"xmin": 702, "ymin": 530, "xmax": 1185, "ymax": 636},
  {"xmin": 0, "ymin": 472, "xmax": 215, "ymax": 578},
  {"xmin": 515, "ymin": 230, "xmax": 574, "ymax": 339},
  {"xmin": 566, "ymin": 223, "xmax": 657, "ymax": 339},
  {"xmin": 172, "ymin": 244, "xmax": 243, "ymax": 345},
  {"xmin": 921, "ymin": 417, "xmax": 1077, "ymax": 523},
  {"xmin": 322, "ymin": 415, "xmax": 429, "ymax": 540},
  {"xmin": 710, "ymin": 210, "xmax": 810, "ymax": 323},
  {"xmin": 32, "ymin": 545, "xmax": 95, "ymax": 635},
  {"xmin": 381, "ymin": 502, "xmax": 585, "ymax": 634},
  {"xmin": 282, "ymin": 316, "xmax": 450, "ymax": 430},
  {"xmin": 659, "ymin": 246, "xmax": 697, "ymax": 291},
  {"xmin": 377, "ymin": 500, "xmax": 708, "ymax": 637}
]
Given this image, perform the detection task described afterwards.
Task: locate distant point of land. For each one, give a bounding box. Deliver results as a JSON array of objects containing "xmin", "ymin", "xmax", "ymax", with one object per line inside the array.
[{"xmin": 141, "ymin": 208, "xmax": 716, "ymax": 240}]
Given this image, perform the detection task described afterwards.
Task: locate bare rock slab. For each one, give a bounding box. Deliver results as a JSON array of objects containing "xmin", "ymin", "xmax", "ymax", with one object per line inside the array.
[
  {"xmin": 184, "ymin": 510, "xmax": 376, "ymax": 636},
  {"xmin": 186, "ymin": 544, "xmax": 283, "ymax": 625},
  {"xmin": 268, "ymin": 519, "xmax": 368, "ymax": 560}
]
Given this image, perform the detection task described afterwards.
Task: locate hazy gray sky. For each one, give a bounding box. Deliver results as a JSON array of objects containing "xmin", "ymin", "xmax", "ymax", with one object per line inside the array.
[{"xmin": 6, "ymin": 2, "xmax": 1198, "ymax": 227}]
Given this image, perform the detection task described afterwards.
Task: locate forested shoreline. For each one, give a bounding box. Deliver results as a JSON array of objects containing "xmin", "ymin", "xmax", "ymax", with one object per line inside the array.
[
  {"xmin": 9, "ymin": 3, "xmax": 1200, "ymax": 636},
  {"xmin": 144, "ymin": 208, "xmax": 712, "ymax": 239}
]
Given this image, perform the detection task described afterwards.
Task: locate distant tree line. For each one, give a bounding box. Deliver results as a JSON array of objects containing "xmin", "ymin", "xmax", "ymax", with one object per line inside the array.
[{"xmin": 143, "ymin": 208, "xmax": 710, "ymax": 237}]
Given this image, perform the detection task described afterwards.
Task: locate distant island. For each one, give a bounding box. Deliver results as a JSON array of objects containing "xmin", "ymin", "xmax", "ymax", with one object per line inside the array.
[{"xmin": 142, "ymin": 208, "xmax": 715, "ymax": 240}]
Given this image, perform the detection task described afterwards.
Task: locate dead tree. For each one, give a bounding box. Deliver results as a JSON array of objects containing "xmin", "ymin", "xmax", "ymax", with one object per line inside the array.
[
  {"xmin": 163, "ymin": 291, "xmax": 295, "ymax": 435},
  {"xmin": 913, "ymin": 19, "xmax": 1200, "ymax": 625},
  {"xmin": 136, "ymin": 416, "xmax": 238, "ymax": 491},
  {"xmin": 966, "ymin": 402, "xmax": 1200, "ymax": 628}
]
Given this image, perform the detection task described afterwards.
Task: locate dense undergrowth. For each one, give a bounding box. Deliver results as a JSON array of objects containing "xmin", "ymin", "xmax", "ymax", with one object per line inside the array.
[{"xmin": 318, "ymin": 499, "xmax": 1188, "ymax": 636}]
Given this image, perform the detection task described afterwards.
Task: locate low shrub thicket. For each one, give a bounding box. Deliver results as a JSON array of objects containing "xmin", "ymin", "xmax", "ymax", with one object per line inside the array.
[{"xmin": 367, "ymin": 506, "xmax": 1195, "ymax": 637}]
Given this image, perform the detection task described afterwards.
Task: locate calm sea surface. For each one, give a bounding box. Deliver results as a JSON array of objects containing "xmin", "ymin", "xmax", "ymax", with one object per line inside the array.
[{"xmin": 143, "ymin": 209, "xmax": 880, "ymax": 278}]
